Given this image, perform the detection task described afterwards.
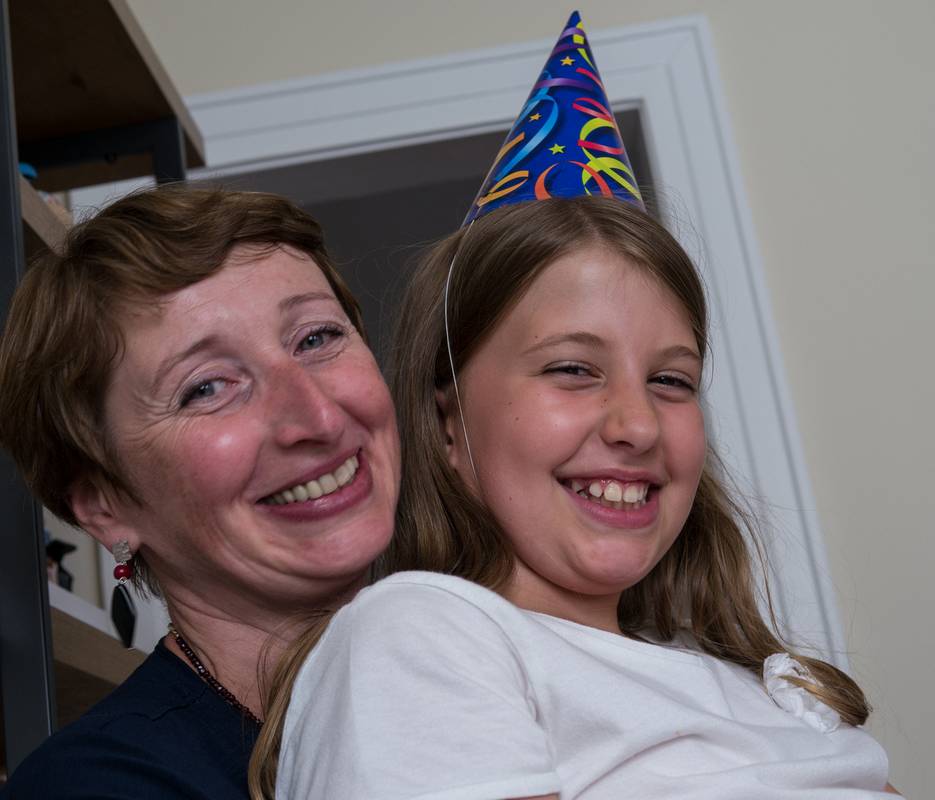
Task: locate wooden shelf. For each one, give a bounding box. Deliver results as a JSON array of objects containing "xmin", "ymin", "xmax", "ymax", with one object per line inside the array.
[
  {"xmin": 10, "ymin": 0, "xmax": 204, "ymax": 191},
  {"xmin": 51, "ymin": 609, "xmax": 145, "ymax": 722},
  {"xmin": 48, "ymin": 584, "xmax": 146, "ymax": 728},
  {"xmin": 19, "ymin": 175, "xmax": 69, "ymax": 257},
  {"xmin": 1, "ymin": 582, "xmax": 144, "ymax": 740}
]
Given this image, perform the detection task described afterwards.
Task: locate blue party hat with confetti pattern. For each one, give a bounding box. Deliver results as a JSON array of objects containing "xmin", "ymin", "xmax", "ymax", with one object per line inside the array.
[{"xmin": 464, "ymin": 11, "xmax": 643, "ymax": 225}]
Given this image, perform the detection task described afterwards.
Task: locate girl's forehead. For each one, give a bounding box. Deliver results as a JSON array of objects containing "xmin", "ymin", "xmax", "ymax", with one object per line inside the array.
[{"xmin": 508, "ymin": 248, "xmax": 679, "ymax": 326}]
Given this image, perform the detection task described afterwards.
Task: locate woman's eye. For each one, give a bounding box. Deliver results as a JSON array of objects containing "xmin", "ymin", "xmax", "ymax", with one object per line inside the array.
[
  {"xmin": 298, "ymin": 325, "xmax": 345, "ymax": 352},
  {"xmin": 180, "ymin": 378, "xmax": 227, "ymax": 408}
]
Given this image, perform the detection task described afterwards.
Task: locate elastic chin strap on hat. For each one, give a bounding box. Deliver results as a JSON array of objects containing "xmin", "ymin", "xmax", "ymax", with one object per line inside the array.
[{"xmin": 442, "ymin": 222, "xmax": 480, "ymax": 487}]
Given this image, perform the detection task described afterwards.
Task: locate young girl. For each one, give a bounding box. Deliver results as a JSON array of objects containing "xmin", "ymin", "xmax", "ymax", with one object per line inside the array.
[
  {"xmin": 266, "ymin": 195, "xmax": 894, "ymax": 799},
  {"xmin": 254, "ymin": 12, "xmax": 897, "ymax": 799}
]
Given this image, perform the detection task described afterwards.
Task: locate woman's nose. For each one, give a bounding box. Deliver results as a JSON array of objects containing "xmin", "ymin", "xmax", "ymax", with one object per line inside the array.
[
  {"xmin": 599, "ymin": 385, "xmax": 660, "ymax": 454},
  {"xmin": 267, "ymin": 361, "xmax": 347, "ymax": 448}
]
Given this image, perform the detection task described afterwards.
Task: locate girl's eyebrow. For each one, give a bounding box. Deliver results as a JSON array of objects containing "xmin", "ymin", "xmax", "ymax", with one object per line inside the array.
[
  {"xmin": 658, "ymin": 344, "xmax": 702, "ymax": 363},
  {"xmin": 521, "ymin": 331, "xmax": 606, "ymax": 357},
  {"xmin": 521, "ymin": 335, "xmax": 702, "ymax": 365}
]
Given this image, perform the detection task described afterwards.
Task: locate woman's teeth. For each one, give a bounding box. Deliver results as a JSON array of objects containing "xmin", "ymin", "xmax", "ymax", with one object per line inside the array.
[
  {"xmin": 263, "ymin": 454, "xmax": 359, "ymax": 505},
  {"xmin": 569, "ymin": 478, "xmax": 649, "ymax": 509}
]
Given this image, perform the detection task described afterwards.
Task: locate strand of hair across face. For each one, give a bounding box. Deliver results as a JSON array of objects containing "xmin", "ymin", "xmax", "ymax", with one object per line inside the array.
[{"xmin": 442, "ymin": 222, "xmax": 480, "ymax": 485}]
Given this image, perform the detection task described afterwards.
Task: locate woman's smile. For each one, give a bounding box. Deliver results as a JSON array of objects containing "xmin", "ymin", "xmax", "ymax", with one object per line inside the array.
[
  {"xmin": 261, "ymin": 451, "xmax": 360, "ymax": 505},
  {"xmin": 259, "ymin": 450, "xmax": 378, "ymax": 523}
]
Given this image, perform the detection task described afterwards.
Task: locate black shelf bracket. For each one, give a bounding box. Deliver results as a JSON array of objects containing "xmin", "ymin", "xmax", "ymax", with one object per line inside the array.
[{"xmin": 21, "ymin": 115, "xmax": 187, "ymax": 185}]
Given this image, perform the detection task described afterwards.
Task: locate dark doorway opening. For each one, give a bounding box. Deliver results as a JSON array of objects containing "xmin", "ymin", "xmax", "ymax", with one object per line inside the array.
[{"xmin": 217, "ymin": 110, "xmax": 654, "ymax": 364}]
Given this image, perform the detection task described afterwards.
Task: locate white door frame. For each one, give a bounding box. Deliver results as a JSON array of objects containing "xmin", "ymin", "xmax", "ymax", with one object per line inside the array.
[{"xmin": 76, "ymin": 14, "xmax": 847, "ymax": 666}]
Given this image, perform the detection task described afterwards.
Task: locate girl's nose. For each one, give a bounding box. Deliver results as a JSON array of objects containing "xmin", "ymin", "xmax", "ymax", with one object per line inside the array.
[
  {"xmin": 268, "ymin": 361, "xmax": 347, "ymax": 448},
  {"xmin": 599, "ymin": 385, "xmax": 660, "ymax": 454}
]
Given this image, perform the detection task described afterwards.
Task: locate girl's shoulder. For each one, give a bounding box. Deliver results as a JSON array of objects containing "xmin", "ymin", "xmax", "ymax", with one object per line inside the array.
[
  {"xmin": 293, "ymin": 571, "xmax": 537, "ymax": 716},
  {"xmin": 360, "ymin": 570, "xmax": 510, "ymax": 606},
  {"xmin": 340, "ymin": 570, "xmax": 525, "ymax": 638}
]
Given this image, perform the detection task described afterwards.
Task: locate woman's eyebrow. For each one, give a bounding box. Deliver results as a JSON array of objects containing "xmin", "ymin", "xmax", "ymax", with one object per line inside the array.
[
  {"xmin": 152, "ymin": 335, "xmax": 221, "ymax": 393},
  {"xmin": 278, "ymin": 291, "xmax": 338, "ymax": 312},
  {"xmin": 520, "ymin": 331, "xmax": 606, "ymax": 356}
]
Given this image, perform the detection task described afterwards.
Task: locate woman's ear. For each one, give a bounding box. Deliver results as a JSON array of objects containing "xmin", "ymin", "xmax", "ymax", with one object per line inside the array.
[
  {"xmin": 434, "ymin": 387, "xmax": 459, "ymax": 469},
  {"xmin": 68, "ymin": 477, "xmax": 140, "ymax": 554}
]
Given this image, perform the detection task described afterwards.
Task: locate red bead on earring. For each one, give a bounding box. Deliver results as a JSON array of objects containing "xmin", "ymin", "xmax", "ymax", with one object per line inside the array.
[{"xmin": 112, "ymin": 540, "xmax": 134, "ymax": 584}]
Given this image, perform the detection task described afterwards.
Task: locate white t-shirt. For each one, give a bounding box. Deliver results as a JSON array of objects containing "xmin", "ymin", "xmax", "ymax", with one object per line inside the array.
[{"xmin": 278, "ymin": 572, "xmax": 890, "ymax": 799}]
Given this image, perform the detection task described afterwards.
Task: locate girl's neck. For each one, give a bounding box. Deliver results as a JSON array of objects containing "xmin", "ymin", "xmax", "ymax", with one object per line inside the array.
[{"xmin": 501, "ymin": 569, "xmax": 622, "ymax": 634}]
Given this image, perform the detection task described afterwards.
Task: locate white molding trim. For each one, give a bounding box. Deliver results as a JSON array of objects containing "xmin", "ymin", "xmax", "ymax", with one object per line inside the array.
[{"xmin": 72, "ymin": 15, "xmax": 847, "ymax": 666}]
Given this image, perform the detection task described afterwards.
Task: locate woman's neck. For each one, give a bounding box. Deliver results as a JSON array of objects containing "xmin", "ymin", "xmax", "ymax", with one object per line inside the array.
[
  {"xmin": 160, "ymin": 574, "xmax": 366, "ymax": 719},
  {"xmin": 162, "ymin": 597, "xmax": 291, "ymax": 721}
]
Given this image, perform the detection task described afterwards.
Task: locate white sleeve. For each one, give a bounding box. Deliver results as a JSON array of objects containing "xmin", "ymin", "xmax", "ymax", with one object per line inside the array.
[{"xmin": 278, "ymin": 578, "xmax": 561, "ymax": 800}]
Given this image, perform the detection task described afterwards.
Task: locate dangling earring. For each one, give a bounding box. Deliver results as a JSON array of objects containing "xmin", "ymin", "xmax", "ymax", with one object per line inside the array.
[
  {"xmin": 112, "ymin": 540, "xmax": 133, "ymax": 582},
  {"xmin": 111, "ymin": 540, "xmax": 137, "ymax": 648}
]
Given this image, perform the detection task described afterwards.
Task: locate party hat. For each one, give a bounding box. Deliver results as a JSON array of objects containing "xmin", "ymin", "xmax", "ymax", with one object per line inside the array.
[{"xmin": 464, "ymin": 11, "xmax": 643, "ymax": 225}]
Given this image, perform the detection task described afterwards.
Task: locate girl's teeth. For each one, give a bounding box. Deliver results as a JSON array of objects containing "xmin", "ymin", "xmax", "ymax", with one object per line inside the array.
[
  {"xmin": 570, "ymin": 478, "xmax": 649, "ymax": 508},
  {"xmin": 264, "ymin": 455, "xmax": 359, "ymax": 505},
  {"xmin": 623, "ymin": 484, "xmax": 644, "ymax": 504}
]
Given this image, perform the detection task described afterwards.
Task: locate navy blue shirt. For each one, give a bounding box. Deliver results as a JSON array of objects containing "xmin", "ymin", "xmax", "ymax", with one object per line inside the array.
[{"xmin": 1, "ymin": 640, "xmax": 260, "ymax": 799}]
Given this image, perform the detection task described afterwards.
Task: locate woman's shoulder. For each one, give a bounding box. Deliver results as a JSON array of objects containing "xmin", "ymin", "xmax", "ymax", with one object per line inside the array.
[{"xmin": 2, "ymin": 645, "xmax": 256, "ymax": 799}]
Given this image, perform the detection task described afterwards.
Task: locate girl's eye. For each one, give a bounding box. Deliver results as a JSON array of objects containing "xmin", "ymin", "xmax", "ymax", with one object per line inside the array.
[
  {"xmin": 180, "ymin": 378, "xmax": 228, "ymax": 408},
  {"xmin": 652, "ymin": 374, "xmax": 697, "ymax": 393},
  {"xmin": 546, "ymin": 363, "xmax": 592, "ymax": 377},
  {"xmin": 298, "ymin": 325, "xmax": 345, "ymax": 352}
]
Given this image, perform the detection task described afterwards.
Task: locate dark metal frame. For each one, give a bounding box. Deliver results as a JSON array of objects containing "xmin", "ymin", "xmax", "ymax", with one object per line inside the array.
[
  {"xmin": 0, "ymin": 0, "xmax": 185, "ymax": 774},
  {"xmin": 0, "ymin": 0, "xmax": 55, "ymax": 774}
]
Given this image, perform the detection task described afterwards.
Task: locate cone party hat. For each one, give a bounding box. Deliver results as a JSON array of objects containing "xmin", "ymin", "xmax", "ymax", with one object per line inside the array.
[{"xmin": 464, "ymin": 11, "xmax": 643, "ymax": 226}]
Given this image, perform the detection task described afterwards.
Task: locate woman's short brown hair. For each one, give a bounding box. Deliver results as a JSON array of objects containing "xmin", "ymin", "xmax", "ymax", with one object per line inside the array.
[{"xmin": 0, "ymin": 185, "xmax": 363, "ymax": 593}]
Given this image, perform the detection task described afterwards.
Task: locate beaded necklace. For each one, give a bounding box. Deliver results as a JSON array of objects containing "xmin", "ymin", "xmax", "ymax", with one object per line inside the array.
[{"xmin": 167, "ymin": 624, "xmax": 262, "ymax": 727}]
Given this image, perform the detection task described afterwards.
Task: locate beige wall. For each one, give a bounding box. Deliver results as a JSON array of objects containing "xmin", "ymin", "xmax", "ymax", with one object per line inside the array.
[{"xmin": 128, "ymin": 1, "xmax": 935, "ymax": 794}]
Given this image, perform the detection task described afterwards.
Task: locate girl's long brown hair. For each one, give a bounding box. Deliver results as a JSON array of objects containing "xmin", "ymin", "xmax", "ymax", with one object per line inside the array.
[{"xmin": 249, "ymin": 196, "xmax": 869, "ymax": 798}]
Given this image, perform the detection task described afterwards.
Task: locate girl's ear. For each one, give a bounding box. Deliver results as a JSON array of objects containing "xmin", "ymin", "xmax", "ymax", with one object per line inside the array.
[
  {"xmin": 68, "ymin": 477, "xmax": 141, "ymax": 554},
  {"xmin": 434, "ymin": 387, "xmax": 459, "ymax": 469}
]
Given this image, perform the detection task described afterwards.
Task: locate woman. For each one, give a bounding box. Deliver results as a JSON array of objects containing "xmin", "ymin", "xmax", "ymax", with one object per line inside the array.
[{"xmin": 0, "ymin": 185, "xmax": 400, "ymax": 798}]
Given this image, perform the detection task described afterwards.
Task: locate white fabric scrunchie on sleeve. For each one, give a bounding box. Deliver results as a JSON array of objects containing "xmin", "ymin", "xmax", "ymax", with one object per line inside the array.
[{"xmin": 763, "ymin": 653, "xmax": 841, "ymax": 733}]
